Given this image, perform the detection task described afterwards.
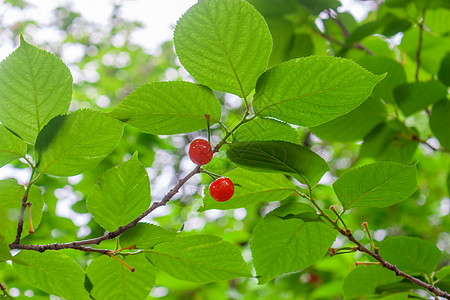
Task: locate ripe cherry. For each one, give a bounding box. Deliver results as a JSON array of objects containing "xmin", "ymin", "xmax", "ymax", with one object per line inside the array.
[
  {"xmin": 189, "ymin": 139, "xmax": 213, "ymax": 166},
  {"xmin": 209, "ymin": 177, "xmax": 234, "ymax": 202}
]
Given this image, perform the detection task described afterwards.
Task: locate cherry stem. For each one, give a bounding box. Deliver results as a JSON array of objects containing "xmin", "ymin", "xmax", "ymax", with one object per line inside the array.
[
  {"xmin": 27, "ymin": 203, "xmax": 34, "ymax": 234},
  {"xmin": 111, "ymin": 244, "xmax": 137, "ymax": 254},
  {"xmin": 330, "ymin": 205, "xmax": 348, "ymax": 230},
  {"xmin": 108, "ymin": 252, "xmax": 135, "ymax": 272},
  {"xmin": 355, "ymin": 261, "xmax": 382, "ymax": 266},
  {"xmin": 362, "ymin": 222, "xmax": 378, "ymax": 253},
  {"xmin": 205, "ymin": 114, "xmax": 211, "ymax": 145},
  {"xmin": 201, "ymin": 169, "xmax": 221, "ymax": 180}
]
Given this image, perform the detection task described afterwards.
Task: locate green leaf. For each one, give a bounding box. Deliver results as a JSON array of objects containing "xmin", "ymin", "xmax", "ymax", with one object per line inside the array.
[
  {"xmin": 248, "ymin": 0, "xmax": 299, "ymax": 17},
  {"xmin": 109, "ymin": 82, "xmax": 221, "ymax": 135},
  {"xmin": 430, "ymin": 99, "xmax": 450, "ymax": 149},
  {"xmin": 87, "ymin": 254, "xmax": 155, "ymax": 300},
  {"xmin": 342, "ymin": 266, "xmax": 402, "ymax": 300},
  {"xmin": 0, "ymin": 125, "xmax": 27, "ymax": 167},
  {"xmin": 35, "ymin": 109, "xmax": 124, "ymax": 176},
  {"xmin": 425, "ymin": 8, "xmax": 450, "ymax": 35},
  {"xmin": 400, "ymin": 28, "xmax": 450, "ymax": 75},
  {"xmin": 252, "ymin": 56, "xmax": 385, "ymax": 127},
  {"xmin": 298, "ymin": 0, "xmax": 339, "ymax": 14},
  {"xmin": 200, "ymin": 168, "xmax": 296, "ymax": 211},
  {"xmin": 378, "ymin": 237, "xmax": 442, "ymax": 275},
  {"xmin": 360, "ymin": 120, "xmax": 419, "ymax": 164},
  {"xmin": 173, "ymin": 0, "xmax": 272, "ymax": 97},
  {"xmin": 265, "ymin": 18, "xmax": 314, "ymax": 67},
  {"xmin": 0, "ymin": 235, "xmax": 12, "ymax": 262},
  {"xmin": 234, "ymin": 118, "xmax": 299, "ymax": 144},
  {"xmin": 356, "ymin": 56, "xmax": 407, "ymax": 104},
  {"xmin": 438, "ymin": 52, "xmax": 450, "ymax": 86},
  {"xmin": 0, "ymin": 35, "xmax": 72, "ymax": 143},
  {"xmin": 146, "ymin": 234, "xmax": 251, "ymax": 283},
  {"xmin": 437, "ymin": 265, "xmax": 450, "ymax": 280},
  {"xmin": 13, "ymin": 251, "xmax": 90, "ymax": 300},
  {"xmin": 0, "ymin": 179, "xmax": 44, "ymax": 242},
  {"xmin": 87, "ymin": 153, "xmax": 150, "ymax": 232},
  {"xmin": 251, "ymin": 203, "xmax": 337, "ymax": 283},
  {"xmin": 310, "ymin": 96, "xmax": 387, "ymax": 142},
  {"xmin": 333, "ymin": 161, "xmax": 417, "ymax": 210},
  {"xmin": 394, "ymin": 80, "xmax": 447, "ymax": 116},
  {"xmin": 226, "ymin": 141, "xmax": 329, "ymax": 186},
  {"xmin": 119, "ymin": 223, "xmax": 176, "ymax": 249}
]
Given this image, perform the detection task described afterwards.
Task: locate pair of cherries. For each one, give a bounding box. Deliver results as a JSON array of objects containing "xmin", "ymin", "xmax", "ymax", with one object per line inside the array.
[{"xmin": 189, "ymin": 139, "xmax": 234, "ymax": 202}]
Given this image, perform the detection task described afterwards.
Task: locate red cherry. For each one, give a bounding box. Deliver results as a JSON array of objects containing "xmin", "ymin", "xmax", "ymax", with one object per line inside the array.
[
  {"xmin": 189, "ymin": 139, "xmax": 213, "ymax": 166},
  {"xmin": 209, "ymin": 177, "xmax": 234, "ymax": 202}
]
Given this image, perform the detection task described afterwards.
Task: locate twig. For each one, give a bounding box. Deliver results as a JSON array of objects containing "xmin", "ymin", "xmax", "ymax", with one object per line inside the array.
[
  {"xmin": 338, "ymin": 228, "xmax": 450, "ymax": 299},
  {"xmin": 415, "ymin": 11, "xmax": 425, "ymax": 82},
  {"xmin": 0, "ymin": 283, "xmax": 13, "ymax": 299},
  {"xmin": 13, "ymin": 168, "xmax": 36, "ymax": 244}
]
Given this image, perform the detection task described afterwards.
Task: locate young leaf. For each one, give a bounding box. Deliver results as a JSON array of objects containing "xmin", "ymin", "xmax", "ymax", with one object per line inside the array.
[
  {"xmin": 87, "ymin": 153, "xmax": 150, "ymax": 232},
  {"xmin": 13, "ymin": 251, "xmax": 90, "ymax": 300},
  {"xmin": 360, "ymin": 120, "xmax": 419, "ymax": 164},
  {"xmin": 173, "ymin": 0, "xmax": 272, "ymax": 97},
  {"xmin": 0, "ymin": 35, "xmax": 72, "ymax": 144},
  {"xmin": 378, "ymin": 237, "xmax": 442, "ymax": 275},
  {"xmin": 342, "ymin": 266, "xmax": 402, "ymax": 300},
  {"xmin": 200, "ymin": 168, "xmax": 296, "ymax": 211},
  {"xmin": 333, "ymin": 161, "xmax": 417, "ymax": 210},
  {"xmin": 119, "ymin": 223, "xmax": 176, "ymax": 249},
  {"xmin": 146, "ymin": 234, "xmax": 251, "ymax": 283},
  {"xmin": 0, "ymin": 179, "xmax": 43, "ymax": 242},
  {"xmin": 252, "ymin": 56, "xmax": 385, "ymax": 127},
  {"xmin": 234, "ymin": 118, "xmax": 299, "ymax": 144},
  {"xmin": 430, "ymin": 99, "xmax": 450, "ymax": 149},
  {"xmin": 310, "ymin": 96, "xmax": 387, "ymax": 142},
  {"xmin": 394, "ymin": 80, "xmax": 447, "ymax": 116},
  {"xmin": 226, "ymin": 141, "xmax": 329, "ymax": 186},
  {"xmin": 0, "ymin": 125, "xmax": 27, "ymax": 168},
  {"xmin": 251, "ymin": 203, "xmax": 337, "ymax": 283},
  {"xmin": 109, "ymin": 82, "xmax": 221, "ymax": 135},
  {"xmin": 35, "ymin": 109, "xmax": 124, "ymax": 176},
  {"xmin": 87, "ymin": 255, "xmax": 155, "ymax": 300}
]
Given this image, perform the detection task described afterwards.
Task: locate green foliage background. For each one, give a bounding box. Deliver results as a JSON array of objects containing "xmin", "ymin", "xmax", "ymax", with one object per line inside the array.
[{"xmin": 0, "ymin": 0, "xmax": 449, "ymax": 299}]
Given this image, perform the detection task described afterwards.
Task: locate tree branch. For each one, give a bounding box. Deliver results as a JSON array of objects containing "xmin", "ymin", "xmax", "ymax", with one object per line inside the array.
[
  {"xmin": 338, "ymin": 228, "xmax": 450, "ymax": 299},
  {"xmin": 0, "ymin": 283, "xmax": 14, "ymax": 300},
  {"xmin": 13, "ymin": 168, "xmax": 36, "ymax": 245},
  {"xmin": 10, "ymin": 165, "xmax": 202, "ymax": 252}
]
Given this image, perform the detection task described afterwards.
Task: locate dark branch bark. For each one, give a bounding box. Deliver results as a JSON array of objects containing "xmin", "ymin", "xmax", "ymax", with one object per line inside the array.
[
  {"xmin": 13, "ymin": 193, "xmax": 28, "ymax": 245},
  {"xmin": 9, "ymin": 165, "xmax": 202, "ymax": 252},
  {"xmin": 338, "ymin": 228, "xmax": 450, "ymax": 299}
]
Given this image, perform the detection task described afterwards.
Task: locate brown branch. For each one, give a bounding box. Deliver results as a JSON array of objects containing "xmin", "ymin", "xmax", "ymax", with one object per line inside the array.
[
  {"xmin": 338, "ymin": 228, "xmax": 450, "ymax": 299},
  {"xmin": 11, "ymin": 243, "xmax": 110, "ymax": 254},
  {"xmin": 13, "ymin": 193, "xmax": 29, "ymax": 245},
  {"xmin": 9, "ymin": 165, "xmax": 202, "ymax": 252},
  {"xmin": 0, "ymin": 283, "xmax": 13, "ymax": 299}
]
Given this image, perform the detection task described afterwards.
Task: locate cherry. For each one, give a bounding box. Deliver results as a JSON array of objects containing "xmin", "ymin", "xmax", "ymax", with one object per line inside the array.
[
  {"xmin": 209, "ymin": 177, "xmax": 234, "ymax": 202},
  {"xmin": 189, "ymin": 139, "xmax": 213, "ymax": 165}
]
